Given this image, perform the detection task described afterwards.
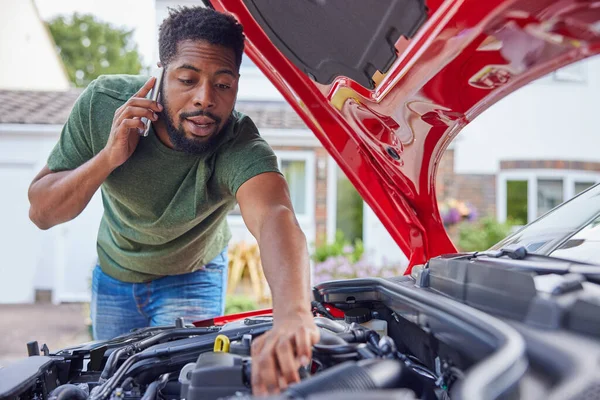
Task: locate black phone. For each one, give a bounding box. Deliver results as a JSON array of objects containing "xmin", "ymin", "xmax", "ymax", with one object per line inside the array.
[{"xmin": 140, "ymin": 67, "xmax": 164, "ymax": 137}]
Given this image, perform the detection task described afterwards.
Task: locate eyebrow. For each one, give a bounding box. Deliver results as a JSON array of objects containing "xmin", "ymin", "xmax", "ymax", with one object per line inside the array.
[{"xmin": 176, "ymin": 64, "xmax": 237, "ymax": 78}]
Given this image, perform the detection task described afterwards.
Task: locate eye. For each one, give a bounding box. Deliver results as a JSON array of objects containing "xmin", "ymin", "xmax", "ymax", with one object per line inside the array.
[
  {"xmin": 179, "ymin": 79, "xmax": 194, "ymax": 86},
  {"xmin": 216, "ymin": 83, "xmax": 231, "ymax": 90}
]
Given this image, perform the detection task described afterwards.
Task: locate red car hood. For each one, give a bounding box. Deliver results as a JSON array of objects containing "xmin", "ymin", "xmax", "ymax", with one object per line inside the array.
[{"xmin": 210, "ymin": 0, "xmax": 600, "ymax": 273}]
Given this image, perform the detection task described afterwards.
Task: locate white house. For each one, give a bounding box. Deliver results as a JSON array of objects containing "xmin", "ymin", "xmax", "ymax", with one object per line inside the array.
[
  {"xmin": 436, "ymin": 56, "xmax": 600, "ymax": 227},
  {"xmin": 0, "ymin": 0, "xmax": 70, "ymax": 91}
]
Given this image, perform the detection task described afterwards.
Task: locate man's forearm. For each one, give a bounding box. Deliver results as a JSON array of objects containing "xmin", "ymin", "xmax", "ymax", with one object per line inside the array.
[
  {"xmin": 257, "ymin": 206, "xmax": 312, "ymax": 318},
  {"xmin": 28, "ymin": 150, "xmax": 114, "ymax": 230}
]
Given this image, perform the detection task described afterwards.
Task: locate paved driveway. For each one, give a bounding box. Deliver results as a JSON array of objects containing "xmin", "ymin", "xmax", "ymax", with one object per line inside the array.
[{"xmin": 0, "ymin": 303, "xmax": 91, "ymax": 368}]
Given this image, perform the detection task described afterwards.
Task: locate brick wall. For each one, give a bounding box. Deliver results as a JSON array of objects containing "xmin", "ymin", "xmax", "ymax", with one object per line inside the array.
[
  {"xmin": 500, "ymin": 160, "xmax": 600, "ymax": 171},
  {"xmin": 437, "ymin": 149, "xmax": 497, "ymax": 218}
]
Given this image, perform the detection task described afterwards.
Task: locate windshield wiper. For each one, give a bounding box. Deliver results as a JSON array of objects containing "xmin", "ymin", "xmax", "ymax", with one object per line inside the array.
[{"xmin": 466, "ymin": 244, "xmax": 600, "ymax": 283}]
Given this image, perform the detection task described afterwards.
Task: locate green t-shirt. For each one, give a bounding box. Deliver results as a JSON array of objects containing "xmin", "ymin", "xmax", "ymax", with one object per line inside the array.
[{"xmin": 47, "ymin": 74, "xmax": 280, "ymax": 283}]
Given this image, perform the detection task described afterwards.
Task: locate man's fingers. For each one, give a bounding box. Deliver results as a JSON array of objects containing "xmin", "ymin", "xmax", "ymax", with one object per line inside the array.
[
  {"xmin": 252, "ymin": 336, "xmax": 280, "ymax": 395},
  {"xmin": 119, "ymin": 106, "xmax": 158, "ymax": 123},
  {"xmin": 274, "ymin": 335, "xmax": 300, "ymax": 386},
  {"xmin": 134, "ymin": 76, "xmax": 156, "ymax": 98},
  {"xmin": 119, "ymin": 118, "xmax": 145, "ymax": 132},
  {"xmin": 295, "ymin": 328, "xmax": 312, "ymax": 366},
  {"xmin": 251, "ymin": 333, "xmax": 267, "ymax": 358},
  {"xmin": 126, "ymin": 97, "xmax": 163, "ymax": 113}
]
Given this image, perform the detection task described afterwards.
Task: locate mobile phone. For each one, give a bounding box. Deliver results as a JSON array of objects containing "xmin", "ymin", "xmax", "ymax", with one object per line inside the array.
[{"xmin": 140, "ymin": 67, "xmax": 164, "ymax": 137}]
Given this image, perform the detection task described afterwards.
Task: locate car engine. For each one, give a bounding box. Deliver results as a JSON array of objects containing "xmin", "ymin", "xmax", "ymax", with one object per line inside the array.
[
  {"xmin": 5, "ymin": 267, "xmax": 600, "ymax": 400},
  {"xmin": 0, "ymin": 301, "xmax": 456, "ymax": 400}
]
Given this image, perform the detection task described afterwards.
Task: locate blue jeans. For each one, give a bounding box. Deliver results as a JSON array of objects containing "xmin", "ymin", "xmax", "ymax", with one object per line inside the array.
[{"xmin": 91, "ymin": 249, "xmax": 228, "ymax": 340}]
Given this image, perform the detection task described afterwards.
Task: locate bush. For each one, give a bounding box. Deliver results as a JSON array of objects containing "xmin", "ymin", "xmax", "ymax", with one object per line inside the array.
[
  {"xmin": 312, "ymin": 230, "xmax": 364, "ymax": 263},
  {"xmin": 313, "ymin": 255, "xmax": 403, "ymax": 283},
  {"xmin": 225, "ymin": 295, "xmax": 259, "ymax": 315},
  {"xmin": 457, "ymin": 216, "xmax": 515, "ymax": 252}
]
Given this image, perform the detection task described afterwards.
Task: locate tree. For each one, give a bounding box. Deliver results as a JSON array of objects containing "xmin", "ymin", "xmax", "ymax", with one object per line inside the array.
[{"xmin": 47, "ymin": 13, "xmax": 144, "ymax": 87}]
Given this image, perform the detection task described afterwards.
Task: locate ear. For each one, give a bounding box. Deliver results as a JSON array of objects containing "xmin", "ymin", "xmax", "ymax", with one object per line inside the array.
[{"xmin": 157, "ymin": 61, "xmax": 163, "ymax": 68}]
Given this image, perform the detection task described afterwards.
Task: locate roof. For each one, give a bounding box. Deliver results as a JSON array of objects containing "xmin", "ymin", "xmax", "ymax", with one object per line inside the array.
[
  {"xmin": 0, "ymin": 89, "xmax": 308, "ymax": 130},
  {"xmin": 0, "ymin": 89, "xmax": 83, "ymax": 125}
]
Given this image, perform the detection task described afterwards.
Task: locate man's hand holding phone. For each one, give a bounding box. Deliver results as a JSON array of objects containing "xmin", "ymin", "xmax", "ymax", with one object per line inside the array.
[{"xmin": 102, "ymin": 76, "xmax": 163, "ymax": 170}]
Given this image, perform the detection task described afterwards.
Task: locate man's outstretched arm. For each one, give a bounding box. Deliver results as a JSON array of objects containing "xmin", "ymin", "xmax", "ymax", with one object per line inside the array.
[{"xmin": 236, "ymin": 172, "xmax": 319, "ymax": 396}]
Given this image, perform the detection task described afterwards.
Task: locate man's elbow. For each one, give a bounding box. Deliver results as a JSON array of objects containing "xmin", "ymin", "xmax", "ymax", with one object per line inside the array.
[
  {"xmin": 29, "ymin": 205, "xmax": 52, "ymax": 230},
  {"xmin": 28, "ymin": 188, "xmax": 53, "ymax": 230}
]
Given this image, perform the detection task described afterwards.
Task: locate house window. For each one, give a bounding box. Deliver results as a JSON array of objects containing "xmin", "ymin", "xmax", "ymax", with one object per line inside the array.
[
  {"xmin": 499, "ymin": 171, "xmax": 600, "ymax": 224},
  {"xmin": 281, "ymin": 160, "xmax": 306, "ymax": 214},
  {"xmin": 228, "ymin": 151, "xmax": 315, "ymax": 220},
  {"xmin": 506, "ymin": 180, "xmax": 528, "ymax": 224},
  {"xmin": 575, "ymin": 181, "xmax": 595, "ymax": 195},
  {"xmin": 537, "ymin": 179, "xmax": 563, "ymax": 217}
]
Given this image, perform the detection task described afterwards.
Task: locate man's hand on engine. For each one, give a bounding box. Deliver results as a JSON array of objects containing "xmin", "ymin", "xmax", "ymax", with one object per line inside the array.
[{"xmin": 251, "ymin": 309, "xmax": 320, "ymax": 396}]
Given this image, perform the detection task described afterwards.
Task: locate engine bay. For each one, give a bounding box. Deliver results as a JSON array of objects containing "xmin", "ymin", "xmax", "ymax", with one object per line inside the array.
[
  {"xmin": 0, "ymin": 308, "xmax": 454, "ymax": 400},
  {"xmin": 3, "ymin": 269, "xmax": 600, "ymax": 400}
]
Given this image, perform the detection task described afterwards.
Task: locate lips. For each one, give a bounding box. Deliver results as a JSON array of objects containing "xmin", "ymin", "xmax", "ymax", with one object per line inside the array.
[
  {"xmin": 185, "ymin": 118, "xmax": 216, "ymax": 137},
  {"xmin": 187, "ymin": 115, "xmax": 216, "ymax": 125}
]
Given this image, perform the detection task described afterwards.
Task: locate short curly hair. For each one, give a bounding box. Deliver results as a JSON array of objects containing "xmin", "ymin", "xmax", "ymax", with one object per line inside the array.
[{"xmin": 158, "ymin": 6, "xmax": 245, "ymax": 69}]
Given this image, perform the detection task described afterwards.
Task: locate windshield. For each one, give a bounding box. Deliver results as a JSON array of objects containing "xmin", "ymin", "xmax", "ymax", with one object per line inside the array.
[{"xmin": 490, "ymin": 184, "xmax": 600, "ymax": 262}]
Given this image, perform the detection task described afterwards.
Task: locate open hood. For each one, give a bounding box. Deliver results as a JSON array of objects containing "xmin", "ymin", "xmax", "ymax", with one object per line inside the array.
[{"xmin": 208, "ymin": 0, "xmax": 600, "ymax": 272}]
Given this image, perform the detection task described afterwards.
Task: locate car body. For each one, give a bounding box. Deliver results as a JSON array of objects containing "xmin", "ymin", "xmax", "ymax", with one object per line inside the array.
[{"xmin": 2, "ymin": 1, "xmax": 600, "ymax": 399}]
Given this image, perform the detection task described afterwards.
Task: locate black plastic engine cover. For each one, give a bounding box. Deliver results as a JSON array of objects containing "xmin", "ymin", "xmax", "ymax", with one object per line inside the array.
[
  {"xmin": 185, "ymin": 352, "xmax": 250, "ymax": 400},
  {"xmin": 243, "ymin": 0, "xmax": 428, "ymax": 89}
]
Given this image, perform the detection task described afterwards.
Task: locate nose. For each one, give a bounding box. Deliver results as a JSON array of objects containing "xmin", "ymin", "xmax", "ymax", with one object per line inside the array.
[{"xmin": 192, "ymin": 80, "xmax": 215, "ymax": 109}]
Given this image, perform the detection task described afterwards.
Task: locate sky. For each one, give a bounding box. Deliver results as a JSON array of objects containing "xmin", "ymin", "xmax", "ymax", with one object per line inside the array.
[{"xmin": 34, "ymin": 0, "xmax": 156, "ymax": 65}]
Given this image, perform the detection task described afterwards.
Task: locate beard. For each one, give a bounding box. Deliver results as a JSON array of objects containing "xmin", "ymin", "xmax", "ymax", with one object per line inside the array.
[{"xmin": 160, "ymin": 92, "xmax": 227, "ymax": 155}]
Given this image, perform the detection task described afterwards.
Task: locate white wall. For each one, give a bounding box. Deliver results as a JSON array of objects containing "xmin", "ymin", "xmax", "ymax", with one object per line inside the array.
[
  {"xmin": 0, "ymin": 126, "xmax": 60, "ymax": 303},
  {"xmin": 0, "ymin": 125, "xmax": 103, "ymax": 303},
  {"xmin": 455, "ymin": 56, "xmax": 600, "ymax": 174},
  {"xmin": 362, "ymin": 204, "xmax": 408, "ymax": 269},
  {"xmin": 0, "ymin": 0, "xmax": 70, "ymax": 91}
]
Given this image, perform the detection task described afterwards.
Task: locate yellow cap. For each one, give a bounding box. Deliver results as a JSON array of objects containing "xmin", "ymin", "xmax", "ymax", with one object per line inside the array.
[{"xmin": 213, "ymin": 334, "xmax": 230, "ymax": 353}]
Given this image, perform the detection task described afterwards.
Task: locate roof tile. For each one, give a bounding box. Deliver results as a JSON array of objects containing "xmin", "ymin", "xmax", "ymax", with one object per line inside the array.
[{"xmin": 0, "ymin": 89, "xmax": 308, "ymax": 130}]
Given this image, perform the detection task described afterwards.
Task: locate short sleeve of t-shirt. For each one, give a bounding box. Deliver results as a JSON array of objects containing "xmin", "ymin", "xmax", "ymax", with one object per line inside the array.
[
  {"xmin": 47, "ymin": 81, "xmax": 95, "ymax": 172},
  {"xmin": 217, "ymin": 114, "xmax": 281, "ymax": 196}
]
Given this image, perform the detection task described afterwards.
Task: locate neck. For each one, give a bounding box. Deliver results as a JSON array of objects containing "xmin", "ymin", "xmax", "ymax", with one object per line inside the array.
[{"xmin": 152, "ymin": 117, "xmax": 174, "ymax": 149}]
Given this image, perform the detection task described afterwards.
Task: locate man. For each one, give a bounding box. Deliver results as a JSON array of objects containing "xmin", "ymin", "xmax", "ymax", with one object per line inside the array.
[{"xmin": 28, "ymin": 6, "xmax": 319, "ymax": 395}]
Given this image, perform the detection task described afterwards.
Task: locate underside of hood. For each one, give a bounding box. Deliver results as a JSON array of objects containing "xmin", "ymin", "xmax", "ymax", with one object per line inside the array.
[{"xmin": 208, "ymin": 0, "xmax": 600, "ymax": 272}]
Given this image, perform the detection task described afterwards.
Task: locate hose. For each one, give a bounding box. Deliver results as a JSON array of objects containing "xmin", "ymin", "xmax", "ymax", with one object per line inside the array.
[
  {"xmin": 284, "ymin": 359, "xmax": 407, "ymax": 398},
  {"xmin": 313, "ymin": 317, "xmax": 347, "ymax": 333},
  {"xmin": 92, "ymin": 324, "xmax": 272, "ymax": 400},
  {"xmin": 313, "ymin": 328, "xmax": 357, "ymax": 354},
  {"xmin": 141, "ymin": 373, "xmax": 171, "ymax": 400},
  {"xmin": 50, "ymin": 384, "xmax": 88, "ymax": 400},
  {"xmin": 100, "ymin": 327, "xmax": 216, "ymax": 379}
]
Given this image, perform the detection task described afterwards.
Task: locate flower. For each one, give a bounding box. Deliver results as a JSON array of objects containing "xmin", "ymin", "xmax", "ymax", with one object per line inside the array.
[{"xmin": 438, "ymin": 198, "xmax": 478, "ymax": 227}]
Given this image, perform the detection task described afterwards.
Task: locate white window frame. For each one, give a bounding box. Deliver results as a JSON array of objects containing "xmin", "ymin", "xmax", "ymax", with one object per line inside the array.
[
  {"xmin": 275, "ymin": 150, "xmax": 316, "ymax": 225},
  {"xmin": 497, "ymin": 169, "xmax": 600, "ymax": 223},
  {"xmin": 227, "ymin": 150, "xmax": 316, "ymax": 226}
]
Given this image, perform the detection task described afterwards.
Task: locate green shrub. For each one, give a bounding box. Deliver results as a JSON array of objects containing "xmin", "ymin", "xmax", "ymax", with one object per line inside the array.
[
  {"xmin": 457, "ymin": 216, "xmax": 516, "ymax": 252},
  {"xmin": 225, "ymin": 295, "xmax": 259, "ymax": 315},
  {"xmin": 312, "ymin": 230, "xmax": 364, "ymax": 263}
]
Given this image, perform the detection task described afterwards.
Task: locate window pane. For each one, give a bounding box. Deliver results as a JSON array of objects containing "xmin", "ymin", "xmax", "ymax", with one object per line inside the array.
[
  {"xmin": 575, "ymin": 181, "xmax": 595, "ymax": 195},
  {"xmin": 507, "ymin": 180, "xmax": 528, "ymax": 224},
  {"xmin": 281, "ymin": 160, "xmax": 306, "ymax": 214},
  {"xmin": 537, "ymin": 179, "xmax": 563, "ymax": 217}
]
